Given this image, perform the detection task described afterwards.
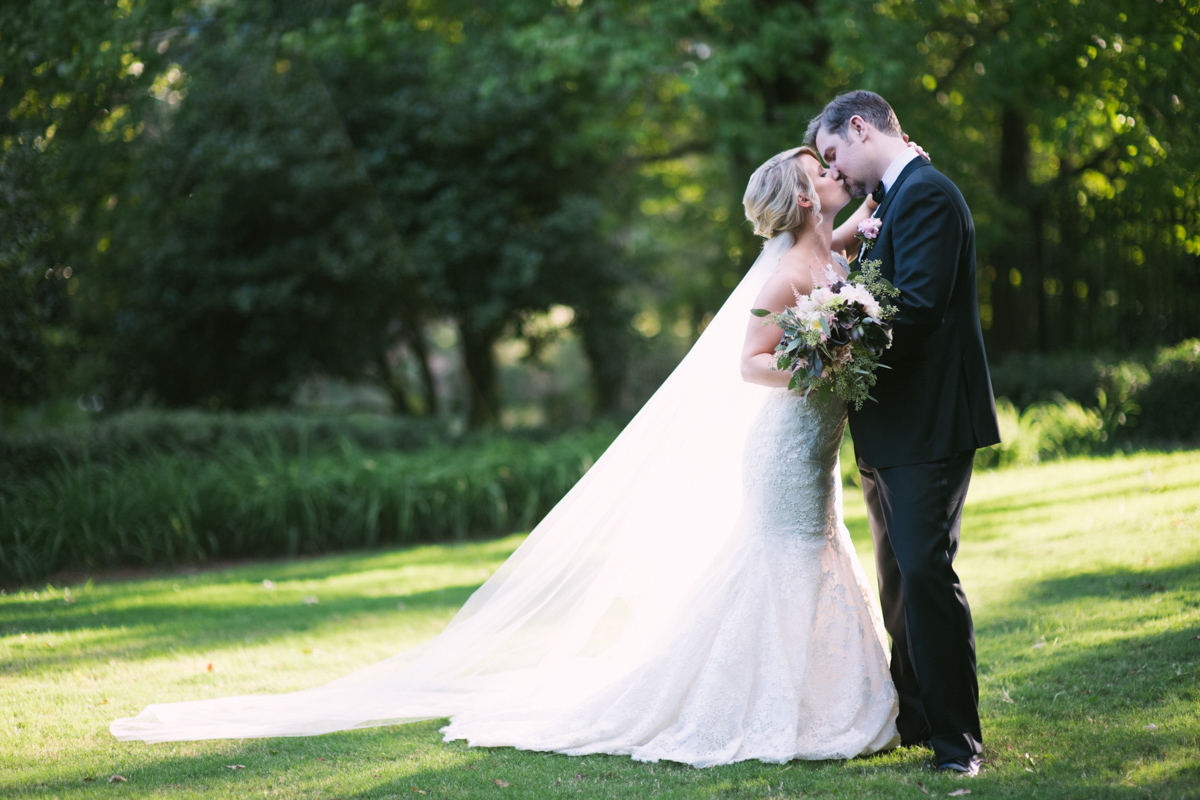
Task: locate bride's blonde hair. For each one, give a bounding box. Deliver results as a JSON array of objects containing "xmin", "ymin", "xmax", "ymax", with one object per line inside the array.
[{"xmin": 742, "ymin": 146, "xmax": 822, "ymax": 239}]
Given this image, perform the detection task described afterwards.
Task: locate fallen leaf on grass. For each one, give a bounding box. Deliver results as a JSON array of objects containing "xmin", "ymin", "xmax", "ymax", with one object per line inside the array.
[
  {"xmin": 1032, "ymin": 641, "xmax": 1046, "ymax": 649},
  {"xmin": 109, "ymin": 775, "xmax": 126, "ymax": 783},
  {"xmin": 916, "ymin": 781, "xmax": 929, "ymax": 795},
  {"xmin": 82, "ymin": 776, "xmax": 95, "ymax": 782},
  {"xmin": 1144, "ymin": 723, "xmax": 1159, "ymax": 730},
  {"xmin": 1000, "ymin": 688, "xmax": 1014, "ymax": 703},
  {"xmin": 949, "ymin": 790, "xmax": 972, "ymax": 797},
  {"xmin": 206, "ymin": 663, "xmax": 213, "ymax": 672},
  {"xmin": 302, "ymin": 596, "xmax": 320, "ymax": 605},
  {"xmin": 493, "ymin": 778, "xmax": 509, "ymax": 787},
  {"xmin": 225, "ymin": 765, "xmax": 245, "ymax": 770},
  {"xmin": 262, "ymin": 580, "xmax": 276, "ymax": 590},
  {"xmin": 97, "ymin": 698, "xmax": 108, "ymax": 705},
  {"xmin": 411, "ymin": 789, "xmax": 426, "ymax": 795}
]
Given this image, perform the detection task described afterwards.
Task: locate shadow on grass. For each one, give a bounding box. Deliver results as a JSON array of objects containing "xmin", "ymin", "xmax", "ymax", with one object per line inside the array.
[
  {"xmin": 0, "ymin": 582, "xmax": 483, "ymax": 675},
  {"xmin": 978, "ymin": 622, "xmax": 1200, "ymax": 796},
  {"xmin": 1030, "ymin": 562, "xmax": 1200, "ymax": 602},
  {"xmin": 60, "ymin": 533, "xmax": 523, "ymax": 588},
  {"xmin": 6, "ymin": 724, "xmax": 939, "ymax": 800},
  {"xmin": 967, "ymin": 559, "xmax": 1200, "ymax": 796}
]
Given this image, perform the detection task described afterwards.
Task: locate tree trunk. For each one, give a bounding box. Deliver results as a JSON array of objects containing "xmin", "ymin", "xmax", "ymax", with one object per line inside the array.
[
  {"xmin": 1032, "ymin": 201, "xmax": 1049, "ymax": 351},
  {"xmin": 373, "ymin": 350, "xmax": 414, "ymax": 416},
  {"xmin": 460, "ymin": 323, "xmax": 499, "ymax": 429},
  {"xmin": 991, "ymin": 104, "xmax": 1036, "ymax": 353},
  {"xmin": 577, "ymin": 303, "xmax": 629, "ymax": 415},
  {"xmin": 403, "ymin": 314, "xmax": 439, "ymax": 416}
]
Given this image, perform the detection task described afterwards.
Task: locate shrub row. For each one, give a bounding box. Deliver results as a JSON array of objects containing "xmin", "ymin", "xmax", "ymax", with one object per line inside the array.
[
  {"xmin": 0, "ymin": 409, "xmax": 451, "ymax": 481},
  {"xmin": 987, "ymin": 339, "xmax": 1200, "ymax": 446},
  {"xmin": 0, "ymin": 427, "xmax": 616, "ymax": 586},
  {"xmin": 3, "ymin": 340, "xmax": 1195, "ymax": 585},
  {"xmin": 974, "ymin": 398, "xmax": 1105, "ymax": 469}
]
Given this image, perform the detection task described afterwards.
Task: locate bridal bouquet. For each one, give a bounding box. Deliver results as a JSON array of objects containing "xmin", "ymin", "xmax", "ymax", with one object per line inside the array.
[{"xmin": 752, "ymin": 260, "xmax": 899, "ymax": 410}]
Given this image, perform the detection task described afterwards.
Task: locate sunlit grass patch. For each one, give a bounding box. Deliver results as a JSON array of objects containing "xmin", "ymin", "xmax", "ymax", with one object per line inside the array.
[{"xmin": 2, "ymin": 453, "xmax": 1199, "ymax": 799}]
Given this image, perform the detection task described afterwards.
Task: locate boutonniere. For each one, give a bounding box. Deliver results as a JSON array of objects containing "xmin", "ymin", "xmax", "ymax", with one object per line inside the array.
[{"xmin": 855, "ymin": 217, "xmax": 881, "ymax": 252}]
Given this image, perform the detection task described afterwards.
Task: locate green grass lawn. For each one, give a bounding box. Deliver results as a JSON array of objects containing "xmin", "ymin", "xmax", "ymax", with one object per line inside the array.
[{"xmin": 2, "ymin": 451, "xmax": 1199, "ymax": 799}]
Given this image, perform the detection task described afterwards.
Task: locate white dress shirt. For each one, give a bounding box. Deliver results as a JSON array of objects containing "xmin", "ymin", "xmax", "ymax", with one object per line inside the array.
[{"xmin": 881, "ymin": 146, "xmax": 921, "ymax": 195}]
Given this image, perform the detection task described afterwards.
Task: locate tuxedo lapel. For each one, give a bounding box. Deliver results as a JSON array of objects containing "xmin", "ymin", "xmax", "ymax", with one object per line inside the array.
[
  {"xmin": 858, "ymin": 158, "xmax": 932, "ymax": 264},
  {"xmin": 874, "ymin": 156, "xmax": 930, "ymax": 221}
]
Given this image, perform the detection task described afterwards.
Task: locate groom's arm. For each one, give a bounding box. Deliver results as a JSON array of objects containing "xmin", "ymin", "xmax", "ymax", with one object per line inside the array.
[{"xmin": 885, "ymin": 179, "xmax": 963, "ymax": 362}]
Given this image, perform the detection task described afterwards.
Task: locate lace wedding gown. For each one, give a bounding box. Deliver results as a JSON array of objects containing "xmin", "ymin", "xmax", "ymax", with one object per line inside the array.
[
  {"xmin": 112, "ymin": 237, "xmax": 898, "ymax": 765},
  {"xmin": 442, "ymin": 390, "xmax": 899, "ymax": 764}
]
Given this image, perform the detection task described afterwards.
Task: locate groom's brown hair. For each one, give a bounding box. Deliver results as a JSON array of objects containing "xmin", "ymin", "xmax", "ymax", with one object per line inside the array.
[{"xmin": 805, "ymin": 91, "xmax": 902, "ymax": 148}]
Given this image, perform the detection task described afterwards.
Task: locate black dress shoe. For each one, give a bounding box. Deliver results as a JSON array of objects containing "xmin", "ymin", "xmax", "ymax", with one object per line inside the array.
[{"xmin": 936, "ymin": 755, "xmax": 981, "ymax": 777}]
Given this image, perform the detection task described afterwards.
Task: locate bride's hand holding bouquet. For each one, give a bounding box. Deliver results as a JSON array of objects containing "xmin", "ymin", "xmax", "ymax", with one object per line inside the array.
[{"xmin": 753, "ymin": 259, "xmax": 899, "ymax": 410}]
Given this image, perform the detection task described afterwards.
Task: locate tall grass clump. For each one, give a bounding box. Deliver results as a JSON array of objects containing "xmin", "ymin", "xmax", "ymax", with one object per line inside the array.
[
  {"xmin": 974, "ymin": 398, "xmax": 1106, "ymax": 468},
  {"xmin": 0, "ymin": 426, "xmax": 616, "ymax": 586}
]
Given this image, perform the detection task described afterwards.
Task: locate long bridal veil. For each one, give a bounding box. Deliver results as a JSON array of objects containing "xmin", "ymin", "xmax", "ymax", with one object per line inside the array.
[{"xmin": 111, "ymin": 233, "xmax": 796, "ymax": 743}]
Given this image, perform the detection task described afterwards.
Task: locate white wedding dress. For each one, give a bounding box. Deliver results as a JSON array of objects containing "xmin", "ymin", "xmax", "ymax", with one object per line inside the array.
[
  {"xmin": 112, "ymin": 235, "xmax": 899, "ymax": 765},
  {"xmin": 441, "ymin": 390, "xmax": 899, "ymax": 764}
]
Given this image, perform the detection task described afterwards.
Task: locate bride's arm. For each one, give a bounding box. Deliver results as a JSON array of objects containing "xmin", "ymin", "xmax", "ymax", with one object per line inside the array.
[
  {"xmin": 831, "ymin": 197, "xmax": 877, "ymax": 260},
  {"xmin": 741, "ymin": 268, "xmax": 814, "ymax": 388}
]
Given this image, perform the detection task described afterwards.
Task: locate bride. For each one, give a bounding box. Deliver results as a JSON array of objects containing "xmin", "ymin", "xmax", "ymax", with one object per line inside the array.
[{"xmin": 112, "ymin": 146, "xmax": 900, "ymax": 766}]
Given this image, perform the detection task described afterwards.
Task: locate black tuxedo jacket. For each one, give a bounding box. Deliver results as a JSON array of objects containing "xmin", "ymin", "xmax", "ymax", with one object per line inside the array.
[{"xmin": 848, "ymin": 158, "xmax": 1001, "ymax": 468}]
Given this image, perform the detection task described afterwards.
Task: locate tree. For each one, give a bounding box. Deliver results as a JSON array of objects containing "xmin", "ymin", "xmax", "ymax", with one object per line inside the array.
[
  {"xmin": 306, "ymin": 10, "xmax": 630, "ymax": 425},
  {"xmin": 95, "ymin": 29, "xmax": 417, "ymax": 410},
  {"xmin": 830, "ymin": 0, "xmax": 1200, "ymax": 353},
  {"xmin": 0, "ymin": 0, "xmax": 179, "ymax": 404}
]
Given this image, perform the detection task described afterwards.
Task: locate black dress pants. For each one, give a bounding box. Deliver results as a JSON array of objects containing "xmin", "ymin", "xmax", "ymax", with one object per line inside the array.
[{"xmin": 857, "ymin": 450, "xmax": 982, "ymax": 762}]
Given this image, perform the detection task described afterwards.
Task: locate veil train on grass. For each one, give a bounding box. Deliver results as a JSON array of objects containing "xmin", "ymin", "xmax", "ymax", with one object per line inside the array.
[{"xmin": 111, "ymin": 233, "xmax": 795, "ymax": 743}]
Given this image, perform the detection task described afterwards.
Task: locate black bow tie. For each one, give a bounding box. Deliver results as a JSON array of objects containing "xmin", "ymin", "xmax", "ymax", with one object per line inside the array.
[{"xmin": 871, "ymin": 182, "xmax": 885, "ymax": 204}]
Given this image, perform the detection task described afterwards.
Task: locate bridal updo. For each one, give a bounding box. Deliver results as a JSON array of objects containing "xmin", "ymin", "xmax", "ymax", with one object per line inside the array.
[{"xmin": 742, "ymin": 146, "xmax": 822, "ymax": 240}]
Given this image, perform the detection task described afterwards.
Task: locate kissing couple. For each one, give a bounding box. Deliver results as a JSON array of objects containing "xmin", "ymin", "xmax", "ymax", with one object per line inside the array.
[{"xmin": 113, "ymin": 90, "xmax": 1001, "ymax": 776}]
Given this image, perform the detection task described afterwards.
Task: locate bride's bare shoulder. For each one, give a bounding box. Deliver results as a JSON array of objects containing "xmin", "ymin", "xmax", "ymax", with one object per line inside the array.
[
  {"xmin": 771, "ymin": 251, "xmax": 817, "ymax": 289},
  {"xmin": 754, "ymin": 255, "xmax": 816, "ymax": 311}
]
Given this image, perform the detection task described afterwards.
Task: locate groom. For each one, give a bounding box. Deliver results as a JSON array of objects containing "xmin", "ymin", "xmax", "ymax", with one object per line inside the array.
[{"xmin": 806, "ymin": 91, "xmax": 1001, "ymax": 776}]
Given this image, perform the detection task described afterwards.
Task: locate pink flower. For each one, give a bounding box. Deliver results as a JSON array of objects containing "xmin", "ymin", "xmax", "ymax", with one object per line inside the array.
[
  {"xmin": 857, "ymin": 217, "xmax": 882, "ymax": 240},
  {"xmin": 809, "ymin": 286, "xmax": 835, "ymax": 305},
  {"xmin": 838, "ymin": 283, "xmax": 883, "ymax": 319}
]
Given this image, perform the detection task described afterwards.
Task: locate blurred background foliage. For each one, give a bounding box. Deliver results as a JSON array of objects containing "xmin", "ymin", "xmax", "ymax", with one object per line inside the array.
[
  {"xmin": 1, "ymin": 0, "xmax": 1198, "ymax": 583},
  {"xmin": 2, "ymin": 0, "xmax": 1198, "ymax": 428}
]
